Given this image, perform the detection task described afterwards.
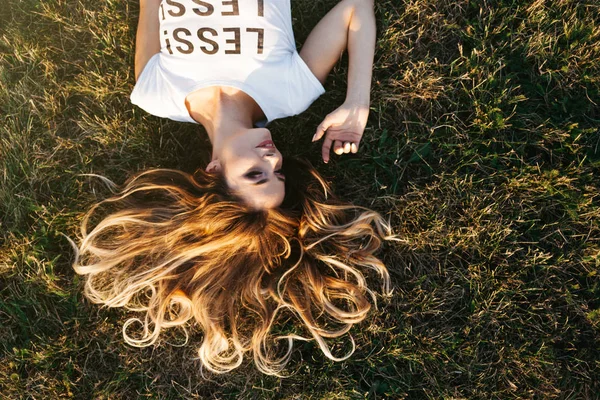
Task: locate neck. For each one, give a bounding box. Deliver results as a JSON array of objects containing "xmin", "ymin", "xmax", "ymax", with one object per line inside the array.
[{"xmin": 185, "ymin": 87, "xmax": 262, "ymax": 159}]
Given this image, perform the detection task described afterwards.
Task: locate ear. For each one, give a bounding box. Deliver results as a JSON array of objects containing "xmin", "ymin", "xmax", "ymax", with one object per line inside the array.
[{"xmin": 205, "ymin": 159, "xmax": 222, "ymax": 174}]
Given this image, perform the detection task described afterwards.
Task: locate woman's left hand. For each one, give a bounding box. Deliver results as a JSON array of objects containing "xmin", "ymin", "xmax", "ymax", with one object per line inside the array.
[{"xmin": 312, "ymin": 101, "xmax": 370, "ymax": 163}]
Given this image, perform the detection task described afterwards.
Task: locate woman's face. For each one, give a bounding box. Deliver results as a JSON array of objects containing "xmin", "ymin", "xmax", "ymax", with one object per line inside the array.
[{"xmin": 210, "ymin": 128, "xmax": 285, "ymax": 209}]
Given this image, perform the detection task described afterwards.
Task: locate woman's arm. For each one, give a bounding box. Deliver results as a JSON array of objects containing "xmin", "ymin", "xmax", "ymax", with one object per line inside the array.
[
  {"xmin": 300, "ymin": 0, "xmax": 376, "ymax": 163},
  {"xmin": 135, "ymin": 0, "xmax": 162, "ymax": 81}
]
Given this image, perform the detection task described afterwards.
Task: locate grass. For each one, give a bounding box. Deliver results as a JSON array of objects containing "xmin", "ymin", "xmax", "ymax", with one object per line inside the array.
[{"xmin": 1, "ymin": 0, "xmax": 599, "ymax": 398}]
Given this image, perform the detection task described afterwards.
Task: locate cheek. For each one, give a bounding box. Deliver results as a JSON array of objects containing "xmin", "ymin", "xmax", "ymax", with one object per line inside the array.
[
  {"xmin": 220, "ymin": 143, "xmax": 260, "ymax": 177},
  {"xmin": 221, "ymin": 153, "xmax": 250, "ymax": 179},
  {"xmin": 223, "ymin": 143, "xmax": 252, "ymax": 160}
]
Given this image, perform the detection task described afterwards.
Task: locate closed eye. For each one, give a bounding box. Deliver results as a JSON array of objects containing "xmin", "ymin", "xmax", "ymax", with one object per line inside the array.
[
  {"xmin": 274, "ymin": 169, "xmax": 285, "ymax": 180},
  {"xmin": 244, "ymin": 170, "xmax": 262, "ymax": 179}
]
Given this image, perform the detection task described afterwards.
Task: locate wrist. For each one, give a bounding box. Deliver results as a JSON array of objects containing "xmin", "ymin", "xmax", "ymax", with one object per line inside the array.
[{"xmin": 344, "ymin": 97, "xmax": 370, "ymax": 108}]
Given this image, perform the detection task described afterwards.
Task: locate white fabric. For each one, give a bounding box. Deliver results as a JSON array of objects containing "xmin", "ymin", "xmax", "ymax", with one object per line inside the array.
[{"xmin": 131, "ymin": 0, "xmax": 325, "ymax": 124}]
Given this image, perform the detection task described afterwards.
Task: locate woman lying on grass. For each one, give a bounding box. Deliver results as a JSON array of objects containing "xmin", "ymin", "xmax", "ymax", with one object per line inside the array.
[{"xmin": 72, "ymin": 0, "xmax": 394, "ymax": 375}]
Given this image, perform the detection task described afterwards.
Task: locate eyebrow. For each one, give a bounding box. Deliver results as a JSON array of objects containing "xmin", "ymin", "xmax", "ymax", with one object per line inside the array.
[{"xmin": 255, "ymin": 177, "xmax": 285, "ymax": 186}]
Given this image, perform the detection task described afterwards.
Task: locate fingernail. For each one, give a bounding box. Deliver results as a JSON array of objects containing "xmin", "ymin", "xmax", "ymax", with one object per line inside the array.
[{"xmin": 312, "ymin": 134, "xmax": 317, "ymax": 142}]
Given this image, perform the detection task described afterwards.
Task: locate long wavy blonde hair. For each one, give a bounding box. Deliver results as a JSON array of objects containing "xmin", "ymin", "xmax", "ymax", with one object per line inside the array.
[{"xmin": 71, "ymin": 159, "xmax": 394, "ymax": 375}]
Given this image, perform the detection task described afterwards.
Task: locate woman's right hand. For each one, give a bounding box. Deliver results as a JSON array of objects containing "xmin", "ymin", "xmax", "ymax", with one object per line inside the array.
[{"xmin": 312, "ymin": 101, "xmax": 370, "ymax": 163}]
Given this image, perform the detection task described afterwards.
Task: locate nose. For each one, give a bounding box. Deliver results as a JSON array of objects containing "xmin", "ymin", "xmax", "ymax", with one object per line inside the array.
[{"xmin": 262, "ymin": 150, "xmax": 282, "ymax": 170}]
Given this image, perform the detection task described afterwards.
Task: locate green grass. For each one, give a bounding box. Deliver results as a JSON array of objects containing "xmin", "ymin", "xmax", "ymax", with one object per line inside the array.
[{"xmin": 1, "ymin": 0, "xmax": 599, "ymax": 398}]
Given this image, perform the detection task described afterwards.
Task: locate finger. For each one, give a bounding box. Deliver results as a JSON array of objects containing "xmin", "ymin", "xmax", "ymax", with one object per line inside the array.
[
  {"xmin": 343, "ymin": 142, "xmax": 351, "ymax": 153},
  {"xmin": 313, "ymin": 116, "xmax": 332, "ymax": 142},
  {"xmin": 351, "ymin": 142, "xmax": 358, "ymax": 153},
  {"xmin": 333, "ymin": 140, "xmax": 344, "ymax": 155},
  {"xmin": 322, "ymin": 136, "xmax": 334, "ymax": 163}
]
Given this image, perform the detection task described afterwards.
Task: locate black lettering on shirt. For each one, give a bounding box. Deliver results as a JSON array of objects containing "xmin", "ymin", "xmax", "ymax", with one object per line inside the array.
[
  {"xmin": 166, "ymin": 0, "xmax": 186, "ymax": 17},
  {"xmin": 223, "ymin": 27, "xmax": 241, "ymax": 54},
  {"xmin": 173, "ymin": 28, "xmax": 194, "ymax": 54},
  {"xmin": 246, "ymin": 28, "xmax": 264, "ymax": 54},
  {"xmin": 257, "ymin": 0, "xmax": 264, "ymax": 17},
  {"xmin": 198, "ymin": 28, "xmax": 219, "ymax": 54},
  {"xmin": 191, "ymin": 0, "xmax": 214, "ymax": 16},
  {"xmin": 221, "ymin": 0, "xmax": 239, "ymax": 16},
  {"xmin": 164, "ymin": 30, "xmax": 174, "ymax": 54}
]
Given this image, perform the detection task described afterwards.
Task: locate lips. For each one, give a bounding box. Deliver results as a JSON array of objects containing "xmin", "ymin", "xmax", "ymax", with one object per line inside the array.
[{"xmin": 256, "ymin": 140, "xmax": 276, "ymax": 149}]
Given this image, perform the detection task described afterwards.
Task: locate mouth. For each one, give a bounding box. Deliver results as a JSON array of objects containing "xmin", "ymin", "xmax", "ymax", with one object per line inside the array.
[{"xmin": 256, "ymin": 140, "xmax": 276, "ymax": 149}]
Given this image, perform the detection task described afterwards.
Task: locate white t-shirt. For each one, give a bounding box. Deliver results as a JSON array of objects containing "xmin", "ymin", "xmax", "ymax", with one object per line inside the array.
[{"xmin": 131, "ymin": 0, "xmax": 325, "ymax": 124}]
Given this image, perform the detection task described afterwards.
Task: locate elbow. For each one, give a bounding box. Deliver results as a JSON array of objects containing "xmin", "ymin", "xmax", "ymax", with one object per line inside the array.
[
  {"xmin": 349, "ymin": 0, "xmax": 374, "ymax": 8},
  {"xmin": 344, "ymin": 0, "xmax": 375, "ymax": 15}
]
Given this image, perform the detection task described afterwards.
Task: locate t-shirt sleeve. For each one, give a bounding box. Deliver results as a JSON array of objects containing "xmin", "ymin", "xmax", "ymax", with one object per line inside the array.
[
  {"xmin": 130, "ymin": 54, "xmax": 196, "ymax": 123},
  {"xmin": 286, "ymin": 52, "xmax": 326, "ymax": 116}
]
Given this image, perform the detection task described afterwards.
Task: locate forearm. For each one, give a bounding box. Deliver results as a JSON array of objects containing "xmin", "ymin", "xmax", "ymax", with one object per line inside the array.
[
  {"xmin": 345, "ymin": 0, "xmax": 376, "ymax": 106},
  {"xmin": 308, "ymin": 0, "xmax": 376, "ymax": 162}
]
